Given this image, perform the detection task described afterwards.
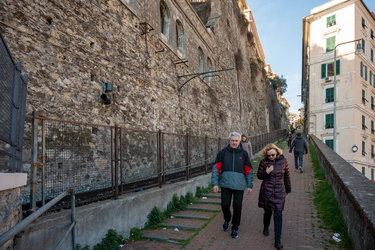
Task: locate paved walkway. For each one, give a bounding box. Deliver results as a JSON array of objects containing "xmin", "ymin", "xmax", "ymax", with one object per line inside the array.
[{"xmin": 124, "ymin": 147, "xmax": 339, "ymax": 249}]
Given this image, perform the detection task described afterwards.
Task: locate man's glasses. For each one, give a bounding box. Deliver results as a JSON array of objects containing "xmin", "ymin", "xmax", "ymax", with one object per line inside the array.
[{"xmin": 267, "ymin": 154, "xmax": 276, "ymax": 157}]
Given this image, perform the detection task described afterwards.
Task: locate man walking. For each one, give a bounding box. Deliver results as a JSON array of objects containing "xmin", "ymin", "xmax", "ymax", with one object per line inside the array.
[
  {"xmin": 289, "ymin": 132, "xmax": 308, "ymax": 173},
  {"xmin": 212, "ymin": 132, "xmax": 253, "ymax": 238}
]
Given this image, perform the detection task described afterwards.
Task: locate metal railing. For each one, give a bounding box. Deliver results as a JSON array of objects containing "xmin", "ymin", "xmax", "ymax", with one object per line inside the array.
[
  {"xmin": 22, "ymin": 114, "xmax": 286, "ymax": 211},
  {"xmin": 0, "ymin": 189, "xmax": 77, "ymax": 249}
]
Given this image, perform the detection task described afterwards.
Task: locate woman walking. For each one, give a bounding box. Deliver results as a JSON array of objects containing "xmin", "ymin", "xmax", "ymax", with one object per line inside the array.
[{"xmin": 257, "ymin": 143, "xmax": 291, "ymax": 249}]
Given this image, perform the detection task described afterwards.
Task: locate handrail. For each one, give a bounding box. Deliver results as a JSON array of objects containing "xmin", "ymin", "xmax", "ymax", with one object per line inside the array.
[{"xmin": 0, "ymin": 189, "xmax": 77, "ymax": 250}]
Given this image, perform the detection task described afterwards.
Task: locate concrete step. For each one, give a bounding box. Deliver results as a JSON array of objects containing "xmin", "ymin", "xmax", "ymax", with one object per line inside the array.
[
  {"xmin": 171, "ymin": 210, "xmax": 215, "ymax": 220},
  {"xmin": 195, "ymin": 197, "xmax": 221, "ymax": 204},
  {"xmin": 186, "ymin": 203, "xmax": 221, "ymax": 212},
  {"xmin": 160, "ymin": 217, "xmax": 207, "ymax": 230},
  {"xmin": 142, "ymin": 228, "xmax": 195, "ymax": 242}
]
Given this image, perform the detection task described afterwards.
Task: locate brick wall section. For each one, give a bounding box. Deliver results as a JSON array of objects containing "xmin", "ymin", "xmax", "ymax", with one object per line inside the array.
[
  {"xmin": 310, "ymin": 135, "xmax": 375, "ymax": 249},
  {"xmin": 0, "ymin": 0, "xmax": 286, "ymax": 136}
]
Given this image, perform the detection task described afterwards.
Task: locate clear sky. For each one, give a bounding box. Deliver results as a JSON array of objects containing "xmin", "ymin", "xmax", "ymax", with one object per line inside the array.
[{"xmin": 247, "ymin": 0, "xmax": 375, "ymax": 114}]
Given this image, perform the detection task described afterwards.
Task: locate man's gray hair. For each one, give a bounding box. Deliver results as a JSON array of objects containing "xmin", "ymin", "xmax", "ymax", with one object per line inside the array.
[{"xmin": 228, "ymin": 132, "xmax": 241, "ymax": 140}]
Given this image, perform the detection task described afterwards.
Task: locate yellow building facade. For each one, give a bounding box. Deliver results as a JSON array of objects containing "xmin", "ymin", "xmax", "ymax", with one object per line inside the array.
[{"xmin": 302, "ymin": 0, "xmax": 375, "ymax": 180}]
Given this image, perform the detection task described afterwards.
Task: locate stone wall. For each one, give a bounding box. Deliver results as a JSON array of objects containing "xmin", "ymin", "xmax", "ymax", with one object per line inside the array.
[
  {"xmin": 310, "ymin": 135, "xmax": 375, "ymax": 249},
  {"xmin": 0, "ymin": 0, "xmax": 286, "ymax": 137}
]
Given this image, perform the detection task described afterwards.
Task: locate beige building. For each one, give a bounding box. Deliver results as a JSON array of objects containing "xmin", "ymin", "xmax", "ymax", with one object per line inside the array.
[{"xmin": 302, "ymin": 0, "xmax": 375, "ymax": 180}]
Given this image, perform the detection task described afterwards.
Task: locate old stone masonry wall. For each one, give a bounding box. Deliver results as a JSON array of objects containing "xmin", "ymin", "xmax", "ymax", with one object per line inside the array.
[{"xmin": 0, "ymin": 0, "xmax": 283, "ymax": 137}]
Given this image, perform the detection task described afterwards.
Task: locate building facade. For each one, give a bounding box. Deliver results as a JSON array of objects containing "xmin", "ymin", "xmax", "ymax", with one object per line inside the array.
[
  {"xmin": 0, "ymin": 0, "xmax": 287, "ymax": 139},
  {"xmin": 302, "ymin": 0, "xmax": 375, "ymax": 180}
]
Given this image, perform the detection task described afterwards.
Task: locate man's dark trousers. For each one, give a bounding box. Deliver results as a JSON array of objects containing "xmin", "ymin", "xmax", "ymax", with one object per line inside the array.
[{"xmin": 221, "ymin": 187, "xmax": 244, "ymax": 230}]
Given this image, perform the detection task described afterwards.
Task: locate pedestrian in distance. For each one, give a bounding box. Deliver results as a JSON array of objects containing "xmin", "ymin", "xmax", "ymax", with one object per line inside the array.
[
  {"xmin": 257, "ymin": 143, "xmax": 291, "ymax": 249},
  {"xmin": 212, "ymin": 132, "xmax": 254, "ymax": 239},
  {"xmin": 241, "ymin": 134, "xmax": 253, "ymax": 160},
  {"xmin": 289, "ymin": 132, "xmax": 308, "ymax": 173},
  {"xmin": 286, "ymin": 131, "xmax": 293, "ymax": 148}
]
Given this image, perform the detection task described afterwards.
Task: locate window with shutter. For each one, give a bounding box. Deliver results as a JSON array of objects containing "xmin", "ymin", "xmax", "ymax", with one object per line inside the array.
[
  {"xmin": 326, "ymin": 88, "xmax": 334, "ymax": 103},
  {"xmin": 325, "ymin": 114, "xmax": 334, "ymax": 129},
  {"xmin": 326, "ymin": 36, "xmax": 335, "ymax": 52}
]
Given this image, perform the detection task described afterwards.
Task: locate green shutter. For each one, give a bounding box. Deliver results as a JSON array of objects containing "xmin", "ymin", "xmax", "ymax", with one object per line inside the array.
[
  {"xmin": 321, "ymin": 64, "xmax": 327, "ymax": 78},
  {"xmin": 325, "ymin": 114, "xmax": 334, "ymax": 128},
  {"xmin": 326, "ymin": 88, "xmax": 334, "ymax": 102},
  {"xmin": 360, "ymin": 61, "xmax": 363, "ymax": 77},
  {"xmin": 326, "ymin": 37, "xmax": 335, "ymax": 52},
  {"xmin": 325, "ymin": 139, "xmax": 334, "ymax": 150},
  {"xmin": 336, "ymin": 59, "xmax": 340, "ymax": 75}
]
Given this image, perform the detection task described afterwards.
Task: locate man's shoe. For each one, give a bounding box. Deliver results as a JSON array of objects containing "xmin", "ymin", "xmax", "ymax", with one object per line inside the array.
[
  {"xmin": 231, "ymin": 229, "xmax": 238, "ymax": 238},
  {"xmin": 263, "ymin": 227, "xmax": 269, "ymax": 236},
  {"xmin": 275, "ymin": 240, "xmax": 283, "ymax": 249},
  {"xmin": 222, "ymin": 221, "xmax": 229, "ymax": 231},
  {"xmin": 299, "ymin": 166, "xmax": 303, "ymax": 173}
]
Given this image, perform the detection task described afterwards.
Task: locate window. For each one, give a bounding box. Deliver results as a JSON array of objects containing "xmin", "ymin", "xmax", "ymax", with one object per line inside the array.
[
  {"xmin": 325, "ymin": 113, "xmax": 334, "ymax": 129},
  {"xmin": 370, "ymin": 71, "xmax": 375, "ymax": 86},
  {"xmin": 160, "ymin": 1, "xmax": 171, "ymax": 40},
  {"xmin": 372, "ymin": 168, "xmax": 374, "ymax": 181},
  {"xmin": 372, "ymin": 96, "xmax": 375, "ymax": 110},
  {"xmin": 362, "ymin": 166, "xmax": 366, "ymax": 174},
  {"xmin": 198, "ymin": 47, "xmax": 204, "ymax": 73},
  {"xmin": 372, "ymin": 120, "xmax": 375, "ymax": 134},
  {"xmin": 326, "ymin": 36, "xmax": 336, "ymax": 52},
  {"xmin": 176, "ymin": 20, "xmax": 185, "ymax": 57},
  {"xmin": 362, "ymin": 115, "xmax": 367, "ymax": 130},
  {"xmin": 371, "ymin": 49, "xmax": 374, "ymax": 63},
  {"xmin": 206, "ymin": 57, "xmax": 213, "ymax": 82},
  {"xmin": 371, "ymin": 29, "xmax": 375, "ymax": 39},
  {"xmin": 362, "ymin": 89, "xmax": 368, "ymax": 104},
  {"xmin": 325, "ymin": 87, "xmax": 334, "ymax": 103},
  {"xmin": 360, "ymin": 62, "xmax": 368, "ymax": 80},
  {"xmin": 321, "ymin": 60, "xmax": 340, "ymax": 78},
  {"xmin": 362, "ymin": 38, "xmax": 366, "ymax": 54},
  {"xmin": 372, "ymin": 145, "xmax": 375, "ymax": 158},
  {"xmin": 326, "ymin": 15, "xmax": 336, "ymax": 27},
  {"xmin": 362, "ymin": 141, "xmax": 366, "ymax": 156},
  {"xmin": 325, "ymin": 139, "xmax": 334, "ymax": 150},
  {"xmin": 362, "ymin": 17, "xmax": 367, "ymax": 29}
]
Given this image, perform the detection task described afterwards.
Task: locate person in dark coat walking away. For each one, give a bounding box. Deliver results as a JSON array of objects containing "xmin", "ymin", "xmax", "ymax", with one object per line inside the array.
[
  {"xmin": 212, "ymin": 132, "xmax": 254, "ymax": 239},
  {"xmin": 258, "ymin": 143, "xmax": 291, "ymax": 249},
  {"xmin": 286, "ymin": 131, "xmax": 293, "ymax": 148},
  {"xmin": 289, "ymin": 132, "xmax": 308, "ymax": 173},
  {"xmin": 241, "ymin": 134, "xmax": 253, "ymax": 160}
]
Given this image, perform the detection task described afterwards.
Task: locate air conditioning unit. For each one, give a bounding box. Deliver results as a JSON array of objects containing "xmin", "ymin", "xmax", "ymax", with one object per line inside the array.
[{"xmin": 325, "ymin": 77, "xmax": 332, "ymax": 82}]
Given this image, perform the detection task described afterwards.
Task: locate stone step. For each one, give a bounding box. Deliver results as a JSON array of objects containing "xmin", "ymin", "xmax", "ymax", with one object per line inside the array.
[
  {"xmin": 186, "ymin": 203, "xmax": 221, "ymax": 212},
  {"xmin": 142, "ymin": 228, "xmax": 195, "ymax": 242},
  {"xmin": 196, "ymin": 197, "xmax": 221, "ymax": 204},
  {"xmin": 171, "ymin": 210, "xmax": 215, "ymax": 220},
  {"xmin": 203, "ymin": 193, "xmax": 221, "ymax": 199},
  {"xmin": 159, "ymin": 218, "xmax": 207, "ymax": 230}
]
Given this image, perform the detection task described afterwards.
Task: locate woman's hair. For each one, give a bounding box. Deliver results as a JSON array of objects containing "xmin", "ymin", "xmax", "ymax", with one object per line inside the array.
[
  {"xmin": 259, "ymin": 143, "xmax": 283, "ymax": 158},
  {"xmin": 228, "ymin": 132, "xmax": 241, "ymax": 140}
]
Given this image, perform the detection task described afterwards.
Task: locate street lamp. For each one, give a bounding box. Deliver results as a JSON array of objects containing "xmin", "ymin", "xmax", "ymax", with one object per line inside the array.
[{"xmin": 333, "ymin": 39, "xmax": 363, "ymax": 152}]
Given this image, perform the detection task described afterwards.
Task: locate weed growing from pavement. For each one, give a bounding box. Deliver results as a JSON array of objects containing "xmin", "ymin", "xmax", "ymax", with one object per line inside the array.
[{"xmin": 309, "ymin": 143, "xmax": 352, "ymax": 249}]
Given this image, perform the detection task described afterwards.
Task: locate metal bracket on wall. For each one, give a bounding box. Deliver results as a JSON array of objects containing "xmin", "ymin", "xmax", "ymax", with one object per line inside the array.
[
  {"xmin": 177, "ymin": 68, "xmax": 235, "ymax": 91},
  {"xmin": 173, "ymin": 59, "xmax": 188, "ymax": 66},
  {"xmin": 139, "ymin": 22, "xmax": 154, "ymax": 35}
]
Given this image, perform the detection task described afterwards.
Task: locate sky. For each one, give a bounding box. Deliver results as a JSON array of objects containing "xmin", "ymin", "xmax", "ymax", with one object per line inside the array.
[{"xmin": 246, "ymin": 0, "xmax": 375, "ymax": 113}]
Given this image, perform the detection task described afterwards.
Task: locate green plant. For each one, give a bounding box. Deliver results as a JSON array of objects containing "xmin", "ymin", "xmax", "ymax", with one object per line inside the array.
[
  {"xmin": 185, "ymin": 192, "xmax": 195, "ymax": 204},
  {"xmin": 93, "ymin": 229, "xmax": 125, "ymax": 250},
  {"xmin": 195, "ymin": 186, "xmax": 204, "ymax": 198},
  {"xmin": 125, "ymin": 228, "xmax": 143, "ymax": 242},
  {"xmin": 76, "ymin": 244, "xmax": 90, "ymax": 250},
  {"xmin": 177, "ymin": 195, "xmax": 187, "ymax": 210},
  {"xmin": 146, "ymin": 206, "xmax": 165, "ymax": 227},
  {"xmin": 309, "ymin": 143, "xmax": 352, "ymax": 249}
]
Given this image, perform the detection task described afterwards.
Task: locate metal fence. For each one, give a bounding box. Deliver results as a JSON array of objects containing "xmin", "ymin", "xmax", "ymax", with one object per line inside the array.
[
  {"xmin": 0, "ymin": 33, "xmax": 28, "ymax": 172},
  {"xmin": 22, "ymin": 114, "xmax": 286, "ymax": 211}
]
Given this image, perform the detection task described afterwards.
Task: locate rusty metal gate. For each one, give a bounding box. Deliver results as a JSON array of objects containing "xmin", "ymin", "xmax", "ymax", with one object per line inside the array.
[{"xmin": 0, "ymin": 33, "xmax": 28, "ymax": 172}]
